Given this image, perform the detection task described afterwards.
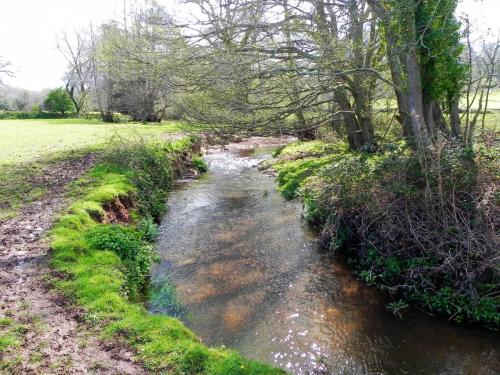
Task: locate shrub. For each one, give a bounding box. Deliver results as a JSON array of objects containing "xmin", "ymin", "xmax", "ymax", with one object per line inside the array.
[
  {"xmin": 0, "ymin": 110, "xmax": 73, "ymax": 120},
  {"xmin": 104, "ymin": 142, "xmax": 174, "ymax": 220},
  {"xmin": 192, "ymin": 155, "xmax": 208, "ymax": 172},
  {"xmin": 272, "ymin": 140, "xmax": 500, "ymax": 329},
  {"xmin": 44, "ymin": 87, "xmax": 74, "ymax": 115},
  {"xmin": 138, "ymin": 217, "xmax": 159, "ymax": 242},
  {"xmin": 101, "ymin": 112, "xmax": 132, "ymax": 123},
  {"xmin": 85, "ymin": 224, "xmax": 159, "ymax": 300}
]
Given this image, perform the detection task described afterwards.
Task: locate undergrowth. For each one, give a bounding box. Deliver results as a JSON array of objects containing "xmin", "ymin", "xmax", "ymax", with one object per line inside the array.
[
  {"xmin": 271, "ymin": 139, "xmax": 499, "ymax": 330},
  {"xmin": 49, "ymin": 137, "xmax": 283, "ymax": 374}
]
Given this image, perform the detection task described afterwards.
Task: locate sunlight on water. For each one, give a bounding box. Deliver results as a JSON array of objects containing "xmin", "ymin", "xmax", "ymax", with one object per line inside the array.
[{"xmin": 151, "ymin": 146, "xmax": 500, "ymax": 375}]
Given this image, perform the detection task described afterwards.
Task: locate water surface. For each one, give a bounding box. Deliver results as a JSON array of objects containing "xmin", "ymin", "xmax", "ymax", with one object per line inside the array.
[{"xmin": 152, "ymin": 147, "xmax": 500, "ymax": 375}]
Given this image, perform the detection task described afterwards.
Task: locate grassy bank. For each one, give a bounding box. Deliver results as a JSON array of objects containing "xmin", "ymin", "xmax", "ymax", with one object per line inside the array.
[
  {"xmin": 49, "ymin": 137, "xmax": 283, "ymax": 374},
  {"xmin": 269, "ymin": 140, "xmax": 499, "ymax": 330},
  {"xmin": 0, "ymin": 119, "xmax": 187, "ymax": 220}
]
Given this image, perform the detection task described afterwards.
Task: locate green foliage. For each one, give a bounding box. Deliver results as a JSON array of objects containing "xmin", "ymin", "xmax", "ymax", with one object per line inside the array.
[
  {"xmin": 104, "ymin": 142, "xmax": 175, "ymax": 219},
  {"xmin": 273, "ymin": 140, "xmax": 499, "ymax": 329},
  {"xmin": 85, "ymin": 224, "xmax": 159, "ymax": 300},
  {"xmin": 192, "ymin": 155, "xmax": 208, "ymax": 172},
  {"xmin": 387, "ymin": 300, "xmax": 409, "ymax": 319},
  {"xmin": 274, "ymin": 140, "xmax": 346, "ymax": 159},
  {"xmin": 416, "ymin": 0, "xmax": 466, "ymax": 103},
  {"xmin": 101, "ymin": 112, "xmax": 132, "ymax": 123},
  {"xmin": 137, "ymin": 217, "xmax": 159, "ymax": 242},
  {"xmin": 44, "ymin": 88, "xmax": 74, "ymax": 115},
  {"xmin": 0, "ymin": 110, "xmax": 72, "ymax": 119}
]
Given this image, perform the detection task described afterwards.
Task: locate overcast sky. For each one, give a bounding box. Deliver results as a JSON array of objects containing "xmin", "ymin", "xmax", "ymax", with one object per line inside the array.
[{"xmin": 0, "ymin": 0, "xmax": 498, "ymax": 91}]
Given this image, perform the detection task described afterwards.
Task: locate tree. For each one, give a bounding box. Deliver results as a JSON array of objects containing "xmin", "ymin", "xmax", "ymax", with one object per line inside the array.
[
  {"xmin": 44, "ymin": 88, "xmax": 74, "ymax": 115},
  {"xmin": 367, "ymin": 0, "xmax": 465, "ymax": 148},
  {"xmin": 0, "ymin": 56, "xmax": 13, "ymax": 86},
  {"xmin": 57, "ymin": 31, "xmax": 95, "ymax": 115},
  {"xmin": 96, "ymin": 1, "xmax": 183, "ymax": 122},
  {"xmin": 14, "ymin": 90, "xmax": 30, "ymax": 111}
]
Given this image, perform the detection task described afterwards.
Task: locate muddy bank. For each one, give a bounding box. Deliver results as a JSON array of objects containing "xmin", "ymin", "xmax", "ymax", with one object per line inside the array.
[{"xmin": 0, "ymin": 154, "xmax": 143, "ymax": 374}]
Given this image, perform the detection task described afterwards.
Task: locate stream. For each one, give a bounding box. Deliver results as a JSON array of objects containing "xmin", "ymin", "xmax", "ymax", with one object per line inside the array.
[{"xmin": 151, "ymin": 143, "xmax": 500, "ymax": 375}]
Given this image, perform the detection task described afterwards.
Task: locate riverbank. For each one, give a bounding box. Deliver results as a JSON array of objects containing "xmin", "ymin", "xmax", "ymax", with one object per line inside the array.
[
  {"xmin": 265, "ymin": 140, "xmax": 499, "ymax": 330},
  {"xmin": 44, "ymin": 137, "xmax": 282, "ymax": 373}
]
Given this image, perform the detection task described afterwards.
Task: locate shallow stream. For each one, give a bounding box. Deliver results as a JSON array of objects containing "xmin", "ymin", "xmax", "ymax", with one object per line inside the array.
[{"xmin": 151, "ymin": 145, "xmax": 499, "ymax": 375}]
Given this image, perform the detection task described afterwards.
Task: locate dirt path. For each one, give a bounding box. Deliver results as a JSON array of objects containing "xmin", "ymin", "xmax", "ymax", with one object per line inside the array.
[{"xmin": 0, "ymin": 154, "xmax": 145, "ymax": 374}]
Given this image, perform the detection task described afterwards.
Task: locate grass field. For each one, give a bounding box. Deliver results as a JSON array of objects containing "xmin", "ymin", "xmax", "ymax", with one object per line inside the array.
[
  {"xmin": 0, "ymin": 119, "xmax": 188, "ymax": 220},
  {"xmin": 0, "ymin": 119, "xmax": 187, "ymax": 165}
]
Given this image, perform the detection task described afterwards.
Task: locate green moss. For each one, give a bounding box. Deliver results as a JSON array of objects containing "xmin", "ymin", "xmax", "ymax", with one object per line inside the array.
[
  {"xmin": 49, "ymin": 137, "xmax": 283, "ymax": 374},
  {"xmin": 274, "ymin": 140, "xmax": 346, "ymax": 159}
]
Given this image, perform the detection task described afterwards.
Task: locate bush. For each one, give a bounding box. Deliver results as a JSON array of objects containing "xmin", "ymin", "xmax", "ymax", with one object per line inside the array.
[
  {"xmin": 101, "ymin": 112, "xmax": 132, "ymax": 123},
  {"xmin": 0, "ymin": 110, "xmax": 74, "ymax": 120},
  {"xmin": 192, "ymin": 155, "xmax": 208, "ymax": 172},
  {"xmin": 272, "ymin": 140, "xmax": 500, "ymax": 329},
  {"xmin": 104, "ymin": 142, "xmax": 173, "ymax": 220},
  {"xmin": 44, "ymin": 87, "xmax": 74, "ymax": 115},
  {"xmin": 85, "ymin": 224, "xmax": 159, "ymax": 300},
  {"xmin": 83, "ymin": 112, "xmax": 103, "ymax": 121},
  {"xmin": 104, "ymin": 138, "xmax": 202, "ymax": 220}
]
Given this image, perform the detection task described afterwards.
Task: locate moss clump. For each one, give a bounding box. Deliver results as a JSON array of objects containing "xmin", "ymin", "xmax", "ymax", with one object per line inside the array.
[{"xmin": 50, "ymin": 137, "xmax": 284, "ymax": 374}]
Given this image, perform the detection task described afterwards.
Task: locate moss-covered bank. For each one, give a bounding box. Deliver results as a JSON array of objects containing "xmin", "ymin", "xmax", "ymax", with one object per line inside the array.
[
  {"xmin": 49, "ymin": 137, "xmax": 284, "ymax": 374},
  {"xmin": 268, "ymin": 140, "xmax": 499, "ymax": 330}
]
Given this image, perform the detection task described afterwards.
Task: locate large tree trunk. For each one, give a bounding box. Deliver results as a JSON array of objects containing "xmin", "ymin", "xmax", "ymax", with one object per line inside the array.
[
  {"xmin": 371, "ymin": 2, "xmax": 414, "ymax": 140},
  {"xmin": 334, "ymin": 88, "xmax": 364, "ymax": 150},
  {"xmin": 348, "ymin": 0, "xmax": 376, "ymax": 148}
]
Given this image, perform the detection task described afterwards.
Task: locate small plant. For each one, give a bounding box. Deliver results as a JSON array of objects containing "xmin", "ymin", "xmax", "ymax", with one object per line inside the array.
[
  {"xmin": 138, "ymin": 217, "xmax": 159, "ymax": 242},
  {"xmin": 192, "ymin": 155, "xmax": 208, "ymax": 172},
  {"xmin": 359, "ymin": 269, "xmax": 377, "ymax": 286},
  {"xmin": 387, "ymin": 300, "xmax": 409, "ymax": 319},
  {"xmin": 85, "ymin": 224, "xmax": 159, "ymax": 299}
]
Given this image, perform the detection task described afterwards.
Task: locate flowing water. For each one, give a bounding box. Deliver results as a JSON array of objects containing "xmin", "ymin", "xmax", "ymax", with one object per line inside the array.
[{"xmin": 152, "ymin": 145, "xmax": 500, "ymax": 375}]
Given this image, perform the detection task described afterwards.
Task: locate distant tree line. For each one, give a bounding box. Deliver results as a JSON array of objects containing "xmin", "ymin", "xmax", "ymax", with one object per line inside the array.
[{"xmin": 2, "ymin": 0, "xmax": 498, "ymax": 147}]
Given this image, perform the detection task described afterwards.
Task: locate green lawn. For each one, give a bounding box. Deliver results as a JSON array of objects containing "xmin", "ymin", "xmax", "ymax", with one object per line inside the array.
[{"xmin": 0, "ymin": 119, "xmax": 187, "ymax": 165}]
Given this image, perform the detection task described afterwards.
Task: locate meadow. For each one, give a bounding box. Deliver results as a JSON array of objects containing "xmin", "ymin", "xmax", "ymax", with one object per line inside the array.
[
  {"xmin": 0, "ymin": 119, "xmax": 187, "ymax": 220},
  {"xmin": 0, "ymin": 118, "xmax": 187, "ymax": 165}
]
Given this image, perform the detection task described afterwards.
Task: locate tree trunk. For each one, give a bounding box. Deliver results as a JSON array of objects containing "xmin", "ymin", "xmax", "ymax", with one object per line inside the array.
[{"xmin": 405, "ymin": 16, "xmax": 430, "ymax": 148}]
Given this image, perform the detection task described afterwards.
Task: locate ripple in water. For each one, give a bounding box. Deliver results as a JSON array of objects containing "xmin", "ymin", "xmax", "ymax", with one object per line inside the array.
[{"xmin": 151, "ymin": 147, "xmax": 500, "ymax": 375}]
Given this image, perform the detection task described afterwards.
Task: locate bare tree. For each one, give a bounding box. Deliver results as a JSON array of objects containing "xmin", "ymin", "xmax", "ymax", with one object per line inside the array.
[
  {"xmin": 0, "ymin": 56, "xmax": 14, "ymax": 86},
  {"xmin": 481, "ymin": 36, "xmax": 500, "ymax": 135},
  {"xmin": 97, "ymin": 1, "xmax": 183, "ymax": 122},
  {"xmin": 57, "ymin": 31, "xmax": 95, "ymax": 115}
]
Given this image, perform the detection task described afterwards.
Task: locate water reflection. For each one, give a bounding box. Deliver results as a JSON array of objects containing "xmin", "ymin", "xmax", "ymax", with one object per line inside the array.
[{"xmin": 153, "ymin": 147, "xmax": 500, "ymax": 375}]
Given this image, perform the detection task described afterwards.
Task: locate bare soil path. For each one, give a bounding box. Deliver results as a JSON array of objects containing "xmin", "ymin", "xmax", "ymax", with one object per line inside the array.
[{"xmin": 0, "ymin": 154, "xmax": 145, "ymax": 374}]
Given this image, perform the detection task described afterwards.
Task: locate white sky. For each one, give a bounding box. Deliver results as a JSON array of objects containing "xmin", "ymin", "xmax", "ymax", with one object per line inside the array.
[{"xmin": 0, "ymin": 0, "xmax": 499, "ymax": 91}]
